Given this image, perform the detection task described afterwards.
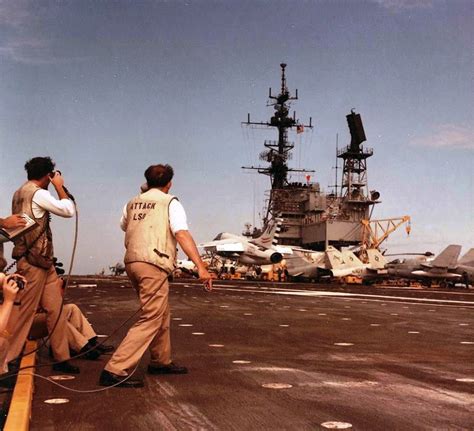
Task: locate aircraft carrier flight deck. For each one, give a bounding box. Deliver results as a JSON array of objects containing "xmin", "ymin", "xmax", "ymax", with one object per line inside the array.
[{"xmin": 13, "ymin": 277, "xmax": 474, "ymax": 431}]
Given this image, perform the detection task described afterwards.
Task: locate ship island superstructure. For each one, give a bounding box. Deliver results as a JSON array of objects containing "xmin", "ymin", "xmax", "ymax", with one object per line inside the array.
[{"xmin": 243, "ymin": 63, "xmax": 380, "ymax": 251}]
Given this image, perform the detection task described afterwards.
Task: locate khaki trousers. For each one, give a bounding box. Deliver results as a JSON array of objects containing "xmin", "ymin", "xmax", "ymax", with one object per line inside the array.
[
  {"xmin": 64, "ymin": 304, "xmax": 96, "ymax": 352},
  {"xmin": 105, "ymin": 262, "xmax": 171, "ymax": 376},
  {"xmin": 6, "ymin": 258, "xmax": 70, "ymax": 363},
  {"xmin": 30, "ymin": 304, "xmax": 97, "ymax": 352}
]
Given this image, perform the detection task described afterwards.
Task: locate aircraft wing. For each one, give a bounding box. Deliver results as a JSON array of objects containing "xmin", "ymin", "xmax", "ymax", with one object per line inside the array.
[
  {"xmin": 284, "ymin": 254, "xmax": 318, "ymax": 277},
  {"xmin": 274, "ymin": 245, "xmax": 294, "ymax": 255},
  {"xmin": 290, "ymin": 248, "xmax": 325, "ymax": 263},
  {"xmin": 199, "ymin": 240, "xmax": 245, "ymax": 253}
]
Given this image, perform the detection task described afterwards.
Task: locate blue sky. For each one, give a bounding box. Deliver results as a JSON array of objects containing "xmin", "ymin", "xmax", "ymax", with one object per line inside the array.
[{"xmin": 0, "ymin": 0, "xmax": 472, "ymax": 273}]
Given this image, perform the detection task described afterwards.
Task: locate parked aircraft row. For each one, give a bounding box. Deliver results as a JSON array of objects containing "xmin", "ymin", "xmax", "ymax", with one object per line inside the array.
[{"xmin": 195, "ymin": 218, "xmax": 473, "ymax": 288}]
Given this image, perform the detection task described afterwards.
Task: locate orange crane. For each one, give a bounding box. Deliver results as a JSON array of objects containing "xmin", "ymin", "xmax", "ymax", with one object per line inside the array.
[{"xmin": 360, "ymin": 216, "xmax": 411, "ymax": 262}]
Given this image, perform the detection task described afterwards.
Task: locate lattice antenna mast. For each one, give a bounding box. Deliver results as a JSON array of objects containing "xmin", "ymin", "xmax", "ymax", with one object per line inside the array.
[
  {"xmin": 242, "ymin": 63, "xmax": 313, "ymax": 220},
  {"xmin": 337, "ymin": 110, "xmax": 376, "ymax": 202},
  {"xmin": 328, "ymin": 133, "xmax": 340, "ymax": 197}
]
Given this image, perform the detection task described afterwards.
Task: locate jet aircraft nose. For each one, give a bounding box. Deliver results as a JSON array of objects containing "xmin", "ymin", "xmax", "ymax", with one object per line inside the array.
[{"xmin": 270, "ymin": 252, "xmax": 283, "ymax": 264}]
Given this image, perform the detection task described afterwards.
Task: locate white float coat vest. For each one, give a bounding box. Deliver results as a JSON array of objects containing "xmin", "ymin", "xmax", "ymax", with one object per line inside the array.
[{"xmin": 124, "ymin": 189, "xmax": 177, "ymax": 274}]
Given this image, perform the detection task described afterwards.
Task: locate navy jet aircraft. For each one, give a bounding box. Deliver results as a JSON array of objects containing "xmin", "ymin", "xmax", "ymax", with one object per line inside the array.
[
  {"xmin": 199, "ymin": 218, "xmax": 284, "ymax": 265},
  {"xmin": 387, "ymin": 244, "xmax": 462, "ymax": 287},
  {"xmin": 284, "ymin": 246, "xmax": 387, "ymax": 282},
  {"xmin": 109, "ymin": 262, "xmax": 126, "ymax": 276}
]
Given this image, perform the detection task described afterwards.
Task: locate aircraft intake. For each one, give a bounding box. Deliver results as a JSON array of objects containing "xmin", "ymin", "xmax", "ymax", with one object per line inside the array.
[{"xmin": 270, "ymin": 252, "xmax": 283, "ymax": 264}]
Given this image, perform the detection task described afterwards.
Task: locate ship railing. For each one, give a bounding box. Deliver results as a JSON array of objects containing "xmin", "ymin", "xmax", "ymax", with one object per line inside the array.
[{"xmin": 337, "ymin": 145, "xmax": 374, "ymax": 157}]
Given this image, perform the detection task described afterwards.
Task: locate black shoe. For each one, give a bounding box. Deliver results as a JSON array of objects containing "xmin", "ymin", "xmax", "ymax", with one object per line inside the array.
[
  {"xmin": 99, "ymin": 370, "xmax": 144, "ymax": 388},
  {"xmin": 0, "ymin": 373, "xmax": 16, "ymax": 389},
  {"xmin": 52, "ymin": 361, "xmax": 80, "ymax": 374},
  {"xmin": 7, "ymin": 359, "xmax": 20, "ymax": 374},
  {"xmin": 88, "ymin": 337, "xmax": 114, "ymax": 354},
  {"xmin": 147, "ymin": 362, "xmax": 188, "ymax": 375},
  {"xmin": 80, "ymin": 343, "xmax": 101, "ymax": 360},
  {"xmin": 95, "ymin": 344, "xmax": 115, "ymax": 354}
]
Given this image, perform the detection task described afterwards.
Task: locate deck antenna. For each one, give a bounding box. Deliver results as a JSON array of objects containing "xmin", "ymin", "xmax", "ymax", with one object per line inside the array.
[
  {"xmin": 242, "ymin": 63, "xmax": 314, "ymax": 225},
  {"xmin": 329, "ymin": 133, "xmax": 340, "ymax": 198},
  {"xmin": 335, "ymin": 134, "xmax": 339, "ymax": 198}
]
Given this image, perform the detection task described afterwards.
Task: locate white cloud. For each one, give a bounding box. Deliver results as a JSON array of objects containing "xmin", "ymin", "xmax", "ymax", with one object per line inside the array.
[
  {"xmin": 410, "ymin": 124, "xmax": 474, "ymax": 150},
  {"xmin": 373, "ymin": 0, "xmax": 437, "ymax": 12},
  {"xmin": 0, "ymin": 0, "xmax": 34, "ymax": 27},
  {"xmin": 0, "ymin": 2, "xmax": 90, "ymax": 65},
  {"xmin": 0, "ymin": 36, "xmax": 53, "ymax": 64},
  {"xmin": 0, "ymin": 1, "xmax": 49, "ymax": 64}
]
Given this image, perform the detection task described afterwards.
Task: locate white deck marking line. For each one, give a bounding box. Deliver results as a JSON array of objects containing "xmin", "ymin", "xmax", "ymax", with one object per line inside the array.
[
  {"xmin": 210, "ymin": 283, "xmax": 472, "ymax": 301},
  {"xmin": 173, "ymin": 281, "xmax": 474, "ymax": 298},
  {"xmin": 262, "ymin": 383, "xmax": 292, "ymax": 389},
  {"xmin": 209, "ymin": 286, "xmax": 474, "ymax": 307},
  {"xmin": 44, "ymin": 398, "xmax": 69, "ymax": 404},
  {"xmin": 49, "ymin": 375, "xmax": 76, "ymax": 381},
  {"xmin": 374, "ymin": 285, "xmax": 474, "ymax": 296},
  {"xmin": 321, "ymin": 421, "xmax": 352, "ymax": 429}
]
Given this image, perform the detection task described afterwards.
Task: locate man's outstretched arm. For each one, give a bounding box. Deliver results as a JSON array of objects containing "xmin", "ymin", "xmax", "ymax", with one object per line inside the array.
[{"xmin": 174, "ymin": 230, "xmax": 212, "ymax": 291}]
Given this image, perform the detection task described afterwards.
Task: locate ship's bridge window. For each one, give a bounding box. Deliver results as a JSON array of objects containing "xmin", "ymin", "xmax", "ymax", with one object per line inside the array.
[{"xmin": 213, "ymin": 233, "xmax": 224, "ymax": 240}]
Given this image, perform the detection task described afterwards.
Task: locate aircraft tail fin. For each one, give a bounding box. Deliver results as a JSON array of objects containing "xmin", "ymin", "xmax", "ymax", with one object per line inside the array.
[
  {"xmin": 252, "ymin": 218, "xmax": 282, "ymax": 249},
  {"xmin": 458, "ymin": 248, "xmax": 474, "ymax": 267},
  {"xmin": 325, "ymin": 246, "xmax": 346, "ymax": 269},
  {"xmin": 341, "ymin": 249, "xmax": 364, "ymax": 268},
  {"xmin": 431, "ymin": 244, "xmax": 462, "ymax": 269},
  {"xmin": 367, "ymin": 249, "xmax": 387, "ymax": 269}
]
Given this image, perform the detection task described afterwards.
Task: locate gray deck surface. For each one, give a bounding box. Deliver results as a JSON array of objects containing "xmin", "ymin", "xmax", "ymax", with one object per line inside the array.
[{"xmin": 29, "ymin": 278, "xmax": 474, "ymax": 430}]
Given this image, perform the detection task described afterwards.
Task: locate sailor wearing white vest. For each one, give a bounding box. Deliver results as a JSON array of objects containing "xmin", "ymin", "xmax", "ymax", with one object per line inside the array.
[{"xmin": 100, "ymin": 164, "xmax": 213, "ymax": 388}]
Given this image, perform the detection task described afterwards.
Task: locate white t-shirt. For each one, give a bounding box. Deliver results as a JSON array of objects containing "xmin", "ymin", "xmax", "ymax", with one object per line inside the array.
[
  {"xmin": 120, "ymin": 199, "xmax": 188, "ymax": 235},
  {"xmin": 32, "ymin": 189, "xmax": 75, "ymax": 218}
]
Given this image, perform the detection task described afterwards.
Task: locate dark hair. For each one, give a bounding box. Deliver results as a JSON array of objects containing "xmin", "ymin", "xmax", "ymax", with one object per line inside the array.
[
  {"xmin": 25, "ymin": 157, "xmax": 55, "ymax": 180},
  {"xmin": 145, "ymin": 164, "xmax": 174, "ymax": 188}
]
